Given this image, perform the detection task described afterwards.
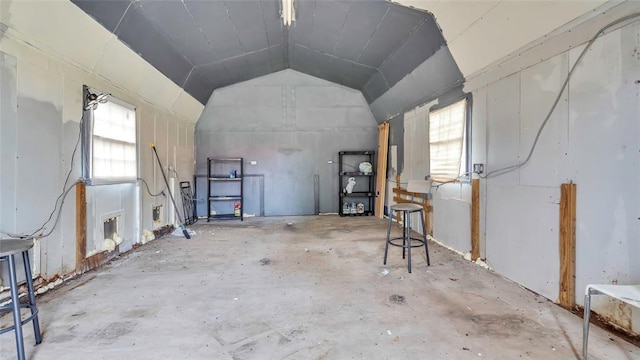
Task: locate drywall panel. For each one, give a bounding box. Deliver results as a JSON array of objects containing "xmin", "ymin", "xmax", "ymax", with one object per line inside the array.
[
  {"xmin": 463, "ymin": 1, "xmax": 640, "ymax": 93},
  {"xmin": 405, "ymin": 0, "xmax": 608, "ymax": 77},
  {"xmin": 431, "ymin": 184, "xmax": 471, "ymax": 252},
  {"xmin": 0, "ymin": 52, "xmax": 17, "ymax": 234},
  {"xmin": 519, "ymin": 53, "xmax": 570, "ymax": 186},
  {"xmin": 486, "ymin": 73, "xmax": 520, "ymax": 186},
  {"xmin": 368, "ymin": 47, "xmax": 463, "ymax": 122},
  {"xmin": 3, "ymin": 0, "xmax": 112, "ymax": 70},
  {"xmin": 195, "ymin": 70, "xmax": 377, "ymax": 215},
  {"xmin": 485, "ymin": 185, "xmax": 561, "ymax": 301},
  {"xmin": 567, "ymin": 24, "xmax": 640, "ymax": 309}
]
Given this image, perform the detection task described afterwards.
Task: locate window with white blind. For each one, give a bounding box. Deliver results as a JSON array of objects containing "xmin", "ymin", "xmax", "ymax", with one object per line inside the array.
[
  {"xmin": 429, "ymin": 99, "xmax": 468, "ymax": 182},
  {"xmin": 84, "ymin": 91, "xmax": 137, "ymax": 182}
]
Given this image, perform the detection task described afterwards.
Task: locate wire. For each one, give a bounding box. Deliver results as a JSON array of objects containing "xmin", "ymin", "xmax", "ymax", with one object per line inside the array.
[
  {"xmin": 138, "ymin": 177, "xmax": 166, "ymax": 197},
  {"xmin": 480, "ymin": 13, "xmax": 640, "ymax": 179},
  {"xmin": 0, "ymin": 110, "xmax": 86, "ymax": 239}
]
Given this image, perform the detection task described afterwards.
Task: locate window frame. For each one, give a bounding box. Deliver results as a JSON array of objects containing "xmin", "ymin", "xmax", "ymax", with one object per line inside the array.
[
  {"xmin": 82, "ymin": 86, "xmax": 138, "ymax": 185},
  {"xmin": 428, "ymin": 95, "xmax": 472, "ymax": 183}
]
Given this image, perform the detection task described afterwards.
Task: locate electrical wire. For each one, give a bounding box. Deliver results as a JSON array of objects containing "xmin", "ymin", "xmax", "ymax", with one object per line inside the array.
[
  {"xmin": 480, "ymin": 13, "xmax": 640, "ymax": 179},
  {"xmin": 137, "ymin": 177, "xmax": 166, "ymax": 197},
  {"xmin": 0, "ymin": 111, "xmax": 86, "ymax": 239}
]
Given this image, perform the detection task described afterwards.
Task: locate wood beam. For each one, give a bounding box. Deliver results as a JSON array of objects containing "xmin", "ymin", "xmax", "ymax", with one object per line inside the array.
[
  {"xmin": 75, "ymin": 182, "xmax": 86, "ymax": 274},
  {"xmin": 471, "ymin": 179, "xmax": 480, "ymax": 261},
  {"xmin": 375, "ymin": 122, "xmax": 390, "ymax": 218},
  {"xmin": 559, "ymin": 183, "xmax": 577, "ymax": 308}
]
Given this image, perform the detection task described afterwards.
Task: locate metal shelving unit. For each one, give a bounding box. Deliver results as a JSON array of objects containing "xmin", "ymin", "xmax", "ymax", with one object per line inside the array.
[
  {"xmin": 207, "ymin": 157, "xmax": 243, "ymax": 221},
  {"xmin": 339, "ymin": 151, "xmax": 375, "ymax": 216}
]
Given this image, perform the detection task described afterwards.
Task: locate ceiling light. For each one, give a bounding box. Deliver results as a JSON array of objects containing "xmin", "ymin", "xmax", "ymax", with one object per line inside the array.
[{"xmin": 281, "ymin": 0, "xmax": 295, "ymax": 27}]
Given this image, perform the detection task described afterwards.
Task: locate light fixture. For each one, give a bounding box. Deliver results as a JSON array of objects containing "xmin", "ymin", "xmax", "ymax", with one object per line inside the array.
[
  {"xmin": 85, "ymin": 91, "xmax": 110, "ymax": 110},
  {"xmin": 281, "ymin": 0, "xmax": 295, "ymax": 27}
]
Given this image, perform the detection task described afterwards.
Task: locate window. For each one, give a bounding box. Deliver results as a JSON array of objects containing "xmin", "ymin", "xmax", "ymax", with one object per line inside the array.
[
  {"xmin": 83, "ymin": 87, "xmax": 137, "ymax": 183},
  {"xmin": 429, "ymin": 99, "xmax": 468, "ymax": 182}
]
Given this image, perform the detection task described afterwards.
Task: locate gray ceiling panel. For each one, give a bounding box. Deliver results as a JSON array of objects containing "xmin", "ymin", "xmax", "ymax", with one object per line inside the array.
[
  {"xmin": 379, "ymin": 19, "xmax": 445, "ymax": 87},
  {"xmin": 307, "ymin": 1, "xmax": 349, "ymax": 55},
  {"xmin": 221, "ymin": 56, "xmax": 253, "ymax": 84},
  {"xmin": 114, "ymin": 4, "xmax": 192, "ymax": 86},
  {"xmin": 139, "ymin": 1, "xmax": 218, "ymax": 66},
  {"xmin": 362, "ymin": 71, "xmax": 390, "ymax": 103},
  {"xmin": 71, "ymin": 0, "xmax": 131, "ymax": 32},
  {"xmin": 197, "ymin": 62, "xmax": 233, "ymax": 90},
  {"xmin": 184, "ymin": 71, "xmax": 214, "ymax": 104},
  {"xmin": 357, "ymin": 5, "xmax": 424, "ymax": 68},
  {"xmin": 76, "ymin": 0, "xmax": 463, "ymax": 107},
  {"xmin": 342, "ymin": 64, "xmax": 377, "ymax": 89},
  {"xmin": 323, "ymin": 57, "xmax": 354, "ymax": 85},
  {"xmin": 261, "ymin": 0, "xmax": 284, "ymax": 46},
  {"xmin": 225, "ymin": 1, "xmax": 271, "ymax": 53},
  {"xmin": 184, "ymin": 0, "xmax": 245, "ymax": 60},
  {"xmin": 333, "ymin": 1, "xmax": 388, "ymax": 61},
  {"xmin": 291, "ymin": 0, "xmax": 316, "ymax": 48}
]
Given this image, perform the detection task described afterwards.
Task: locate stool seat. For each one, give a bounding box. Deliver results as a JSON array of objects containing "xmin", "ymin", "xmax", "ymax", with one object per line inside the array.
[
  {"xmin": 390, "ymin": 203, "xmax": 423, "ymax": 212},
  {"xmin": 0, "ymin": 238, "xmax": 42, "ymax": 360},
  {"xmin": 0, "ymin": 239, "xmax": 34, "ymax": 256}
]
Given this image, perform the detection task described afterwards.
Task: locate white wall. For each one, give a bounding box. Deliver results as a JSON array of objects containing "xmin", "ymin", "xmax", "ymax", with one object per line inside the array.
[
  {"xmin": 424, "ymin": 16, "xmax": 640, "ymax": 332},
  {"xmin": 0, "ymin": 3, "xmax": 198, "ymax": 283}
]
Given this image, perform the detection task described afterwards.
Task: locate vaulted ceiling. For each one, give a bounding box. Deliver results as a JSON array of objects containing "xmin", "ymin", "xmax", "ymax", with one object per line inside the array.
[{"xmin": 72, "ymin": 0, "xmax": 457, "ymax": 105}]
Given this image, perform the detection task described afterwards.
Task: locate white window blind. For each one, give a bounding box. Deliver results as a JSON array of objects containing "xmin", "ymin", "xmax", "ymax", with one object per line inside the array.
[
  {"xmin": 92, "ymin": 100, "xmax": 137, "ymax": 180},
  {"xmin": 429, "ymin": 99, "xmax": 466, "ymax": 182}
]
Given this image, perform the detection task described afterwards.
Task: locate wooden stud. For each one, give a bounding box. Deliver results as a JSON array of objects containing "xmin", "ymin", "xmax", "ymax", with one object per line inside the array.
[
  {"xmin": 75, "ymin": 182, "xmax": 87, "ymax": 274},
  {"xmin": 559, "ymin": 183, "xmax": 577, "ymax": 308},
  {"xmin": 471, "ymin": 179, "xmax": 480, "ymax": 261},
  {"xmin": 375, "ymin": 122, "xmax": 390, "ymax": 218}
]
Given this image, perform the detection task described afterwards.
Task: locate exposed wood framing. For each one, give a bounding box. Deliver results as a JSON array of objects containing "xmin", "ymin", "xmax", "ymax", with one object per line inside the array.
[
  {"xmin": 559, "ymin": 183, "xmax": 577, "ymax": 308},
  {"xmin": 375, "ymin": 122, "xmax": 390, "ymax": 218},
  {"xmin": 75, "ymin": 182, "xmax": 86, "ymax": 274},
  {"xmin": 471, "ymin": 179, "xmax": 480, "ymax": 261}
]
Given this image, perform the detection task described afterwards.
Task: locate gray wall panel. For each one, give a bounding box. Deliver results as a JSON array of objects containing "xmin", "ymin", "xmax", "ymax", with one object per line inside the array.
[{"xmin": 195, "ymin": 70, "xmax": 377, "ymax": 216}]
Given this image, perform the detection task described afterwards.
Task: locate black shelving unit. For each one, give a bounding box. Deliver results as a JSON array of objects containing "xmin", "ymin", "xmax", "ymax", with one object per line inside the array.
[
  {"xmin": 207, "ymin": 157, "xmax": 243, "ymax": 221},
  {"xmin": 339, "ymin": 151, "xmax": 375, "ymax": 216}
]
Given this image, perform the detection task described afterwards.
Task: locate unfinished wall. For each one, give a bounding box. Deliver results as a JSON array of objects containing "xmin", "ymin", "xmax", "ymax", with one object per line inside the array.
[
  {"xmin": 426, "ymin": 9, "xmax": 640, "ymax": 332},
  {"xmin": 195, "ymin": 69, "xmax": 378, "ymax": 216},
  {"xmin": 0, "ymin": 1, "xmax": 199, "ymax": 285}
]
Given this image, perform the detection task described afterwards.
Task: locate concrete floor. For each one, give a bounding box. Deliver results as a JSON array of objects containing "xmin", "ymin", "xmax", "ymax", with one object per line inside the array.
[{"xmin": 1, "ymin": 215, "xmax": 638, "ymax": 360}]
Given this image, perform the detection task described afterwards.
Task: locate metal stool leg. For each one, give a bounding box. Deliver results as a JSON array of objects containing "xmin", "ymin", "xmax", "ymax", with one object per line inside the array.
[
  {"xmin": 384, "ymin": 212, "xmax": 392, "ymax": 265},
  {"xmin": 402, "ymin": 211, "xmax": 406, "ymax": 259},
  {"xmin": 22, "ymin": 250, "xmax": 42, "ymax": 344},
  {"xmin": 583, "ymin": 290, "xmax": 592, "ymax": 360},
  {"xmin": 420, "ymin": 209, "xmax": 430, "ymax": 266},
  {"xmin": 407, "ymin": 213, "xmax": 412, "ymax": 273},
  {"xmin": 8, "ymin": 254, "xmax": 26, "ymax": 360}
]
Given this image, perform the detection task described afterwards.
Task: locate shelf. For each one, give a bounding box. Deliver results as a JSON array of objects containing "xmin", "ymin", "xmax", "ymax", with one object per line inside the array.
[
  {"xmin": 209, "ymin": 177, "xmax": 242, "ymax": 181},
  {"xmin": 339, "ymin": 151, "xmax": 374, "ymax": 155},
  {"xmin": 208, "ymin": 213, "xmax": 242, "ymax": 220},
  {"xmin": 341, "ymin": 192, "xmax": 374, "ymax": 197},
  {"xmin": 209, "ymin": 196, "xmax": 241, "ymax": 201},
  {"xmin": 339, "ymin": 211, "xmax": 373, "ymax": 217},
  {"xmin": 208, "ymin": 157, "xmax": 243, "ymax": 222},
  {"xmin": 341, "ymin": 172, "xmax": 374, "ymax": 176}
]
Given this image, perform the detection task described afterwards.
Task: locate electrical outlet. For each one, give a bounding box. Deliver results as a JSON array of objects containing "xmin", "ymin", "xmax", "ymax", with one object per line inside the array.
[
  {"xmin": 250, "ymin": 160, "xmax": 257, "ymax": 165},
  {"xmin": 473, "ymin": 163, "xmax": 484, "ymax": 174}
]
